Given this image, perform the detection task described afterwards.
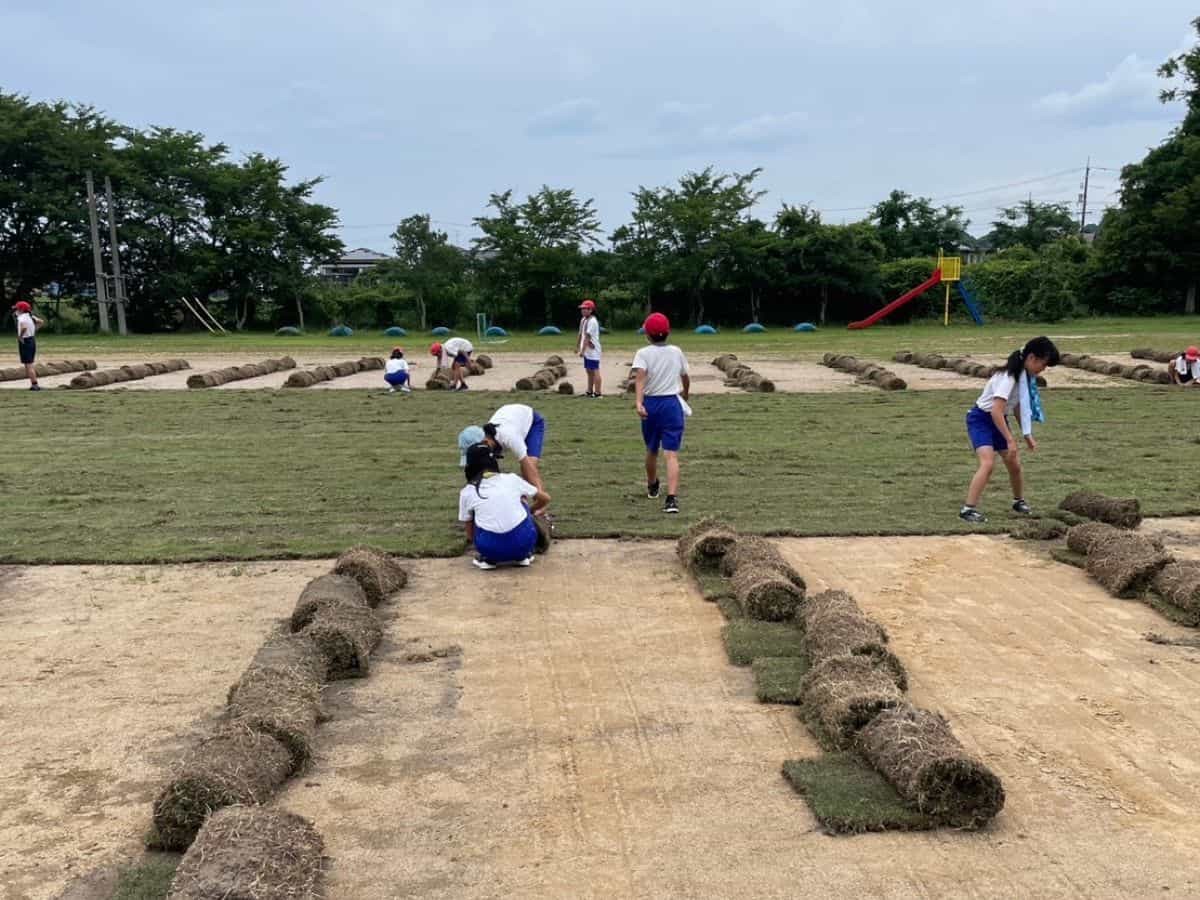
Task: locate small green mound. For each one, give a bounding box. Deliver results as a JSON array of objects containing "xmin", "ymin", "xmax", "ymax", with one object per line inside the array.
[
  {"xmin": 274, "ymin": 326, "xmax": 302, "ymax": 337},
  {"xmin": 782, "ymin": 754, "xmax": 936, "ymax": 835},
  {"xmin": 742, "ymin": 323, "xmax": 767, "ymax": 333},
  {"xmin": 537, "ymin": 325, "xmax": 562, "ymax": 336},
  {"xmin": 722, "ymin": 619, "xmax": 804, "ymax": 666},
  {"xmin": 752, "ymin": 656, "xmax": 809, "ymax": 703},
  {"xmin": 113, "ymin": 856, "xmax": 179, "ymax": 900},
  {"xmin": 328, "ymin": 325, "xmax": 353, "ymax": 337},
  {"xmin": 431, "ymin": 326, "xmax": 452, "ymax": 336},
  {"xmin": 384, "ymin": 326, "xmax": 407, "ymax": 337}
]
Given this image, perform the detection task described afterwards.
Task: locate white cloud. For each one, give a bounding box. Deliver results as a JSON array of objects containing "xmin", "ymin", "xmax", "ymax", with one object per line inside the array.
[
  {"xmin": 718, "ymin": 111, "xmax": 808, "ymax": 148},
  {"xmin": 526, "ymin": 98, "xmax": 602, "ymax": 137},
  {"xmin": 1033, "ymin": 53, "xmax": 1170, "ymax": 123}
]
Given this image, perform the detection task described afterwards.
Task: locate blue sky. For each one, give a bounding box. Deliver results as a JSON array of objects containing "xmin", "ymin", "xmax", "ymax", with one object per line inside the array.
[{"xmin": 3, "ymin": 1, "xmax": 1195, "ymax": 246}]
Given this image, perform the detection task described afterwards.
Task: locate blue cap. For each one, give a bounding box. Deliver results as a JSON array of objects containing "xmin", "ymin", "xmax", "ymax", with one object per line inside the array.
[{"xmin": 457, "ymin": 425, "xmax": 485, "ymax": 465}]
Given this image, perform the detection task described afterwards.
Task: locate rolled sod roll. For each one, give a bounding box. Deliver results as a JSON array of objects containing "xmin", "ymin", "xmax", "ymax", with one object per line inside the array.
[
  {"xmin": 893, "ymin": 350, "xmax": 915, "ymax": 364},
  {"xmin": 1059, "ymin": 491, "xmax": 1142, "ymax": 529},
  {"xmin": 476, "ymin": 353, "xmax": 494, "ymax": 368},
  {"xmin": 677, "ymin": 518, "xmax": 738, "ymax": 570},
  {"xmin": 69, "ymin": 373, "xmax": 97, "ymax": 389},
  {"xmin": 1085, "ymin": 535, "xmax": 1172, "ymax": 598},
  {"xmin": 1065, "ymin": 521, "xmax": 1124, "ymax": 555},
  {"xmin": 855, "ymin": 703, "xmax": 1005, "ymax": 828},
  {"xmin": 121, "ymin": 363, "xmax": 153, "ymax": 379},
  {"xmin": 468, "ymin": 361, "xmax": 486, "ymax": 376},
  {"xmin": 515, "ymin": 377, "xmax": 536, "ymax": 390},
  {"xmin": 799, "ymin": 655, "xmax": 904, "ymax": 749},
  {"xmin": 712, "ymin": 353, "xmax": 738, "ymax": 371},
  {"xmin": 300, "ymin": 598, "xmax": 383, "ymax": 679},
  {"xmin": 1130, "ymin": 348, "xmax": 1175, "ymax": 363},
  {"xmin": 284, "ymin": 370, "xmax": 318, "ymax": 388},
  {"xmin": 313, "ymin": 365, "xmax": 336, "ymax": 381},
  {"xmin": 557, "ymin": 381, "xmax": 574, "ymax": 394},
  {"xmin": 1152, "ymin": 562, "xmax": 1200, "ymax": 624},
  {"xmin": 357, "ymin": 356, "xmax": 384, "ymax": 371},
  {"xmin": 168, "ymin": 806, "xmax": 324, "ymax": 900},
  {"xmin": 332, "ymin": 361, "xmax": 357, "ymax": 377},
  {"xmin": 720, "ymin": 536, "xmax": 805, "ymax": 590},
  {"xmin": 874, "ymin": 374, "xmax": 906, "ymax": 391},
  {"xmin": 732, "ymin": 567, "xmax": 804, "ymax": 621},
  {"xmin": 151, "ymin": 727, "xmax": 292, "ymax": 851},
  {"xmin": 186, "ymin": 373, "xmax": 210, "ymax": 389},
  {"xmin": 238, "ymin": 632, "xmax": 328, "ymax": 687},
  {"xmin": 544, "ymin": 355, "xmax": 564, "ymax": 367},
  {"xmin": 801, "ymin": 590, "xmax": 907, "ymax": 690},
  {"xmin": 333, "ymin": 545, "xmax": 408, "ymax": 606},
  {"xmin": 533, "ymin": 515, "xmax": 552, "ymax": 554},
  {"xmin": 227, "ymin": 665, "xmax": 321, "ymax": 772},
  {"xmin": 291, "ymin": 573, "xmax": 370, "ymax": 631}
]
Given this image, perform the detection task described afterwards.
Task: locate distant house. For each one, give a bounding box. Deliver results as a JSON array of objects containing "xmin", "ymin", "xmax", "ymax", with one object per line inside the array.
[
  {"xmin": 318, "ymin": 248, "xmax": 392, "ymax": 283},
  {"xmin": 957, "ymin": 236, "xmax": 994, "ymax": 265}
]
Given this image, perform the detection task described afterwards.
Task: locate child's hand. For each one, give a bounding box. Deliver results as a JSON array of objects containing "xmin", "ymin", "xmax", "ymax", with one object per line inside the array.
[
  {"xmin": 1025, "ymin": 435, "xmax": 1038, "ymax": 452},
  {"xmin": 636, "ymin": 403, "xmax": 648, "ymax": 419}
]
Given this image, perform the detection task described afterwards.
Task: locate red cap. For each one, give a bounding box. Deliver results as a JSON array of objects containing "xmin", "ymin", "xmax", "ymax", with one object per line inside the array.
[
  {"xmin": 579, "ymin": 299, "xmax": 596, "ymax": 311},
  {"xmin": 430, "ymin": 342, "xmax": 442, "ymax": 356},
  {"xmin": 392, "ymin": 346, "xmax": 404, "ymax": 355},
  {"xmin": 12, "ymin": 301, "xmax": 31, "ymax": 312},
  {"xmin": 1187, "ymin": 346, "xmax": 1199, "ymax": 361},
  {"xmin": 643, "ymin": 312, "xmax": 670, "ymax": 338}
]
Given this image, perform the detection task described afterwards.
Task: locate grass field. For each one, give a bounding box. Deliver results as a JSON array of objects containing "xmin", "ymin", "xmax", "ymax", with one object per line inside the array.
[
  {"xmin": 4, "ymin": 385, "xmax": 1199, "ymax": 564},
  {"xmin": 25, "ymin": 314, "xmax": 1200, "ymax": 358}
]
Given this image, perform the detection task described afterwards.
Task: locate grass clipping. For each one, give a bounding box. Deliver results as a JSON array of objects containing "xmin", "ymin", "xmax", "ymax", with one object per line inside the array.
[
  {"xmin": 169, "ymin": 805, "xmax": 324, "ymax": 899},
  {"xmin": 186, "ymin": 356, "xmax": 296, "ymax": 388},
  {"xmin": 332, "ymin": 544, "xmax": 408, "ymax": 606},
  {"xmin": 1059, "ymin": 490, "xmax": 1143, "ymax": 528},
  {"xmin": 822, "ymin": 353, "xmax": 906, "ymax": 391},
  {"xmin": 855, "ymin": 703, "xmax": 1005, "ymax": 828}
]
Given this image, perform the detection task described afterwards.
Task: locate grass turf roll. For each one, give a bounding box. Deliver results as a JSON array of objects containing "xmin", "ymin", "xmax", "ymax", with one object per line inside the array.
[
  {"xmin": 333, "ymin": 545, "xmax": 408, "ymax": 606},
  {"xmin": 557, "ymin": 381, "xmax": 574, "ymax": 394},
  {"xmin": 1084, "ymin": 534, "xmax": 1172, "ymax": 597},
  {"xmin": 801, "ymin": 590, "xmax": 907, "ymax": 691},
  {"xmin": 291, "ymin": 573, "xmax": 370, "ymax": 632},
  {"xmin": 533, "ymin": 515, "xmax": 552, "ymax": 554},
  {"xmin": 168, "ymin": 805, "xmax": 324, "ymax": 899},
  {"xmin": 1059, "ymin": 491, "xmax": 1143, "ymax": 528},
  {"xmin": 300, "ymin": 598, "xmax": 383, "ymax": 679},
  {"xmin": 720, "ymin": 535, "xmax": 806, "ymax": 590},
  {"xmin": 1065, "ymin": 521, "xmax": 1125, "ymax": 555},
  {"xmin": 227, "ymin": 666, "xmax": 322, "ymax": 773},
  {"xmin": 151, "ymin": 727, "xmax": 292, "ymax": 851},
  {"xmin": 855, "ymin": 703, "xmax": 1005, "ymax": 828},
  {"xmin": 677, "ymin": 517, "xmax": 738, "ymax": 570},
  {"xmin": 799, "ymin": 655, "xmax": 904, "ymax": 749},
  {"xmin": 732, "ymin": 567, "xmax": 804, "ymax": 621},
  {"xmin": 1151, "ymin": 562, "xmax": 1200, "ymax": 626},
  {"xmin": 237, "ymin": 633, "xmax": 328, "ymax": 689},
  {"xmin": 476, "ymin": 353, "xmax": 494, "ymax": 368}
]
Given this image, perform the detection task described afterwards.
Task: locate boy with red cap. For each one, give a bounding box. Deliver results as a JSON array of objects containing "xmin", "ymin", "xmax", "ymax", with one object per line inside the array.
[
  {"xmin": 632, "ymin": 312, "xmax": 690, "ymax": 513},
  {"xmin": 12, "ymin": 300, "xmax": 46, "ymax": 391},
  {"xmin": 576, "ymin": 298, "xmax": 603, "ymax": 397},
  {"xmin": 429, "ymin": 336, "xmax": 474, "ymax": 391},
  {"xmin": 1168, "ymin": 346, "xmax": 1200, "ymax": 386}
]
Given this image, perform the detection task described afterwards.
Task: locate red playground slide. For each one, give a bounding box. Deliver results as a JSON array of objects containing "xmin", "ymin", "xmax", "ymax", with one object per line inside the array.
[{"xmin": 848, "ymin": 268, "xmax": 943, "ymax": 330}]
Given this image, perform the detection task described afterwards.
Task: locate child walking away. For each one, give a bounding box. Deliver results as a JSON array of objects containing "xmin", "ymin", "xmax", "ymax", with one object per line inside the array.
[
  {"xmin": 459, "ymin": 442, "xmax": 550, "ymax": 569},
  {"xmin": 430, "ymin": 337, "xmax": 474, "ymax": 391},
  {"xmin": 576, "ymin": 298, "xmax": 603, "ymax": 397},
  {"xmin": 12, "ymin": 300, "xmax": 45, "ymax": 391},
  {"xmin": 960, "ymin": 336, "xmax": 1061, "ymax": 524},
  {"xmin": 384, "ymin": 347, "xmax": 412, "ymax": 393},
  {"xmin": 1168, "ymin": 346, "xmax": 1200, "ymax": 386},
  {"xmin": 632, "ymin": 312, "xmax": 690, "ymax": 514}
]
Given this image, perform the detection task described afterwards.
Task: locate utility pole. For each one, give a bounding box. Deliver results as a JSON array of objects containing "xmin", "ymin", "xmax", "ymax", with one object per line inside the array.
[
  {"xmin": 1078, "ymin": 157, "xmax": 1091, "ymax": 236},
  {"xmin": 103, "ymin": 176, "xmax": 128, "ymax": 335},
  {"xmin": 85, "ymin": 171, "xmax": 111, "ymax": 333}
]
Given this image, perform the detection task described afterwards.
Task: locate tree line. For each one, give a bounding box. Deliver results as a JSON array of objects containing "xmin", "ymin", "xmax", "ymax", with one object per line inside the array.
[{"xmin": 3, "ymin": 18, "xmax": 1198, "ymax": 332}]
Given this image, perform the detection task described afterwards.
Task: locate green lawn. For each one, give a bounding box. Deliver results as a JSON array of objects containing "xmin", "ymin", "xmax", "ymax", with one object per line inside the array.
[
  {"xmin": 3, "ymin": 386, "xmax": 1198, "ymax": 564},
  {"xmin": 25, "ymin": 315, "xmax": 1200, "ymax": 359}
]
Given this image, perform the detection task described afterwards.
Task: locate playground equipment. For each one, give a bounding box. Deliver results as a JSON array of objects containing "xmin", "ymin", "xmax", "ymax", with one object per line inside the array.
[{"xmin": 848, "ymin": 250, "xmax": 984, "ymax": 329}]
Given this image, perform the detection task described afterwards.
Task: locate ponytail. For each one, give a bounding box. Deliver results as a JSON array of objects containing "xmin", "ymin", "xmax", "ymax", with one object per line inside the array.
[
  {"xmin": 483, "ymin": 423, "xmax": 498, "ymax": 440},
  {"xmin": 1000, "ymin": 335, "xmax": 1060, "ymax": 377}
]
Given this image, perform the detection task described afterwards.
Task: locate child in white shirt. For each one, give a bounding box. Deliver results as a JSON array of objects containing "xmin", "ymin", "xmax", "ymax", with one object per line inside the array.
[
  {"xmin": 458, "ymin": 442, "xmax": 550, "ymax": 569},
  {"xmin": 576, "ymin": 299, "xmax": 603, "ymax": 397},
  {"xmin": 384, "ymin": 347, "xmax": 411, "ymax": 393},
  {"xmin": 12, "ymin": 300, "xmax": 46, "ymax": 391},
  {"xmin": 1168, "ymin": 346, "xmax": 1200, "ymax": 386}
]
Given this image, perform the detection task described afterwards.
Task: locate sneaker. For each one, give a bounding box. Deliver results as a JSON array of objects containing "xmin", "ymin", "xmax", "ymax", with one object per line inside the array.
[
  {"xmin": 472, "ymin": 557, "xmax": 497, "ymax": 570},
  {"xmin": 401, "ymin": 385, "xmax": 411, "ymax": 393},
  {"xmin": 518, "ymin": 556, "xmax": 534, "ymax": 567},
  {"xmin": 387, "ymin": 387, "xmax": 397, "ymax": 393},
  {"xmin": 647, "ymin": 479, "xmax": 661, "ymax": 499},
  {"xmin": 1012, "ymin": 499, "xmax": 1032, "ymax": 515},
  {"xmin": 959, "ymin": 507, "xmax": 987, "ymax": 524},
  {"xmin": 29, "ymin": 384, "xmax": 41, "ymax": 391},
  {"xmin": 663, "ymin": 495, "xmax": 680, "ymax": 514},
  {"xmin": 592, "ymin": 393, "xmax": 602, "ymax": 399},
  {"xmin": 456, "ymin": 383, "xmax": 469, "ymax": 391},
  {"xmin": 581, "ymin": 392, "xmax": 594, "ymax": 398}
]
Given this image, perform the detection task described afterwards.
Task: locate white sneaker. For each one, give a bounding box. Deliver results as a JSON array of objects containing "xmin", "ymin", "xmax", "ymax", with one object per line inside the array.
[
  {"xmin": 472, "ymin": 557, "xmax": 497, "ymax": 570},
  {"xmin": 518, "ymin": 556, "xmax": 533, "ymax": 567},
  {"xmin": 387, "ymin": 387, "xmax": 396, "ymax": 393},
  {"xmin": 401, "ymin": 385, "xmax": 411, "ymax": 393}
]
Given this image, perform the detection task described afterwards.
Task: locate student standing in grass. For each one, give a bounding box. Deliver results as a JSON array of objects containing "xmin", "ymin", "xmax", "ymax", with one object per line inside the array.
[
  {"xmin": 12, "ymin": 300, "xmax": 45, "ymax": 391},
  {"xmin": 960, "ymin": 336, "xmax": 1060, "ymax": 524},
  {"xmin": 458, "ymin": 441, "xmax": 550, "ymax": 570},
  {"xmin": 1167, "ymin": 346, "xmax": 1200, "ymax": 386},
  {"xmin": 429, "ymin": 336, "xmax": 474, "ymax": 391},
  {"xmin": 576, "ymin": 298, "xmax": 603, "ymax": 397},
  {"xmin": 633, "ymin": 312, "xmax": 690, "ymax": 514},
  {"xmin": 457, "ymin": 402, "xmax": 548, "ymax": 507},
  {"xmin": 383, "ymin": 347, "xmax": 412, "ymax": 393}
]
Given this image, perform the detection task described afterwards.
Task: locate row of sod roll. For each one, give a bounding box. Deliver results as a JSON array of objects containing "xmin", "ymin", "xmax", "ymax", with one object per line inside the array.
[
  {"xmin": 822, "ymin": 353, "xmax": 906, "ymax": 391},
  {"xmin": 895, "ymin": 350, "xmax": 1048, "ymax": 386},
  {"xmin": 0, "ymin": 358, "xmax": 95, "ymax": 380},
  {"xmin": 150, "ymin": 545, "xmax": 408, "ymax": 898},
  {"xmin": 284, "ymin": 357, "xmax": 384, "ymax": 387},
  {"xmin": 1059, "ymin": 351, "xmax": 1172, "ymax": 384},
  {"xmin": 186, "ymin": 356, "xmax": 296, "ymax": 387},
  {"xmin": 677, "ymin": 519, "xmax": 1004, "ymax": 833},
  {"xmin": 711, "ymin": 353, "xmax": 775, "ymax": 392},
  {"xmin": 69, "ymin": 359, "xmax": 190, "ymax": 388},
  {"xmin": 515, "ymin": 355, "xmax": 567, "ymax": 391}
]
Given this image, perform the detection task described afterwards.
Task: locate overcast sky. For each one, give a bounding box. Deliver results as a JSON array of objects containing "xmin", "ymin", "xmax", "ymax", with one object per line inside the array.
[{"xmin": 3, "ymin": 1, "xmax": 1195, "ymax": 247}]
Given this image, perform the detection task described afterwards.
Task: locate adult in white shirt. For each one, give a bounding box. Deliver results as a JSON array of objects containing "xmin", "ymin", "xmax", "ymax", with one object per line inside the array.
[
  {"xmin": 458, "ymin": 441, "xmax": 550, "ymax": 569},
  {"xmin": 383, "ymin": 346, "xmax": 412, "ymax": 393},
  {"xmin": 1168, "ymin": 346, "xmax": 1200, "ymax": 386},
  {"xmin": 632, "ymin": 312, "xmax": 690, "ymax": 514},
  {"xmin": 457, "ymin": 402, "xmax": 548, "ymax": 500},
  {"xmin": 576, "ymin": 298, "xmax": 603, "ymax": 398},
  {"xmin": 960, "ymin": 336, "xmax": 1061, "ymax": 524},
  {"xmin": 12, "ymin": 300, "xmax": 46, "ymax": 391},
  {"xmin": 429, "ymin": 337, "xmax": 474, "ymax": 391}
]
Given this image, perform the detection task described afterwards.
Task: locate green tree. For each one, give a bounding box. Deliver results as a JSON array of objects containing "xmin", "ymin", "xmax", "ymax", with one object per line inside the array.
[
  {"xmin": 722, "ymin": 218, "xmax": 777, "ymax": 323},
  {"xmin": 869, "ymin": 190, "xmax": 970, "ymax": 260},
  {"xmin": 775, "ymin": 205, "xmax": 883, "ymax": 324},
  {"xmin": 989, "ymin": 200, "xmax": 1077, "ymax": 252},
  {"xmin": 380, "ymin": 214, "xmax": 466, "ymax": 330}
]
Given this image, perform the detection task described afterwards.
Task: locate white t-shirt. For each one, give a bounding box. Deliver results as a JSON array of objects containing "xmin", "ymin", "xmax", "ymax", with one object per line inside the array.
[
  {"xmin": 16, "ymin": 312, "xmax": 35, "ymax": 339},
  {"xmin": 631, "ymin": 344, "xmax": 689, "ymax": 396},
  {"xmin": 458, "ymin": 472, "xmax": 537, "ymax": 533},
  {"xmin": 1174, "ymin": 356, "xmax": 1200, "ymax": 379},
  {"xmin": 488, "ymin": 403, "xmax": 535, "ymax": 460},
  {"xmin": 579, "ymin": 317, "xmax": 601, "ymax": 359},
  {"xmin": 438, "ymin": 337, "xmax": 473, "ymax": 367},
  {"xmin": 975, "ymin": 370, "xmax": 1034, "ymax": 437},
  {"xmin": 385, "ymin": 358, "xmax": 409, "ymax": 375}
]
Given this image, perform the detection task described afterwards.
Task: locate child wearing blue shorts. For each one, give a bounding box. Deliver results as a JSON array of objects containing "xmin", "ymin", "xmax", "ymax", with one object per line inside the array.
[
  {"xmin": 961, "ymin": 336, "xmax": 1060, "ymax": 524},
  {"xmin": 384, "ymin": 347, "xmax": 411, "ymax": 393},
  {"xmin": 632, "ymin": 312, "xmax": 690, "ymax": 514},
  {"xmin": 457, "ymin": 402, "xmax": 549, "ymax": 513},
  {"xmin": 577, "ymin": 298, "xmax": 603, "ymax": 397},
  {"xmin": 458, "ymin": 442, "xmax": 550, "ymax": 569}
]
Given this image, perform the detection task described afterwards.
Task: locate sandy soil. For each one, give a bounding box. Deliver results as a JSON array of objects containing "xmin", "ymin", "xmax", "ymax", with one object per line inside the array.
[{"xmin": 10, "ymin": 530, "xmax": 1200, "ymax": 899}]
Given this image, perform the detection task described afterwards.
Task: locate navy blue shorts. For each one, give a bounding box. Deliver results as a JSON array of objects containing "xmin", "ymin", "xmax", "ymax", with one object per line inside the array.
[
  {"xmin": 642, "ymin": 395, "xmax": 685, "ymax": 453},
  {"xmin": 384, "ymin": 370, "xmax": 409, "ymax": 386},
  {"xmin": 966, "ymin": 406, "xmax": 1008, "ymax": 452},
  {"xmin": 525, "ymin": 411, "xmax": 546, "ymax": 458},
  {"xmin": 475, "ymin": 514, "xmax": 537, "ymax": 563},
  {"xmin": 18, "ymin": 338, "xmax": 36, "ymax": 365},
  {"xmin": 583, "ymin": 357, "xmax": 600, "ymax": 371},
  {"xmin": 454, "ymin": 352, "xmax": 469, "ymax": 366}
]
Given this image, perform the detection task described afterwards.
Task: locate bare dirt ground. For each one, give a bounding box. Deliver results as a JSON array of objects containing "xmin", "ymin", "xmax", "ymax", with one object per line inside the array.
[{"xmin": 8, "ymin": 531, "xmax": 1200, "ymax": 899}]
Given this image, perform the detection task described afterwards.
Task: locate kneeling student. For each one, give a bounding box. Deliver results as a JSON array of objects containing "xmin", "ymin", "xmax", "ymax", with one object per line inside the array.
[
  {"xmin": 458, "ymin": 442, "xmax": 550, "ymax": 570},
  {"xmin": 384, "ymin": 347, "xmax": 412, "ymax": 393},
  {"xmin": 1168, "ymin": 346, "xmax": 1200, "ymax": 386}
]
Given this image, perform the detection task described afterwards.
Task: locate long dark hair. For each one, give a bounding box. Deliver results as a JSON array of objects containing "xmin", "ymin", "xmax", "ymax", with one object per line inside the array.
[
  {"xmin": 1000, "ymin": 336, "xmax": 1060, "ymax": 377},
  {"xmin": 464, "ymin": 442, "xmax": 501, "ymax": 498}
]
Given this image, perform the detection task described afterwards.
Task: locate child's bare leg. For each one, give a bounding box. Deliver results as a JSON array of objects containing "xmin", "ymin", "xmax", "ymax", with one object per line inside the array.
[
  {"xmin": 594, "ymin": 369, "xmax": 603, "ymax": 395},
  {"xmin": 645, "ymin": 450, "xmax": 658, "ymax": 485},
  {"xmin": 25, "ymin": 363, "xmax": 38, "ymax": 387},
  {"xmin": 1001, "ymin": 449, "xmax": 1024, "ymax": 500},
  {"xmin": 965, "ymin": 447, "xmax": 996, "ymax": 507},
  {"xmin": 664, "ymin": 450, "xmax": 680, "ymax": 495}
]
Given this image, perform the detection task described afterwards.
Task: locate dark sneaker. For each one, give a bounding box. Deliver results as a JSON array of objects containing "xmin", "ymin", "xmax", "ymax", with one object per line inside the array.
[
  {"xmin": 29, "ymin": 384, "xmax": 41, "ymax": 391},
  {"xmin": 1012, "ymin": 499, "xmax": 1032, "ymax": 515},
  {"xmin": 959, "ymin": 507, "xmax": 987, "ymax": 524},
  {"xmin": 472, "ymin": 556, "xmax": 497, "ymax": 570},
  {"xmin": 457, "ymin": 383, "xmax": 469, "ymax": 391},
  {"xmin": 663, "ymin": 495, "xmax": 680, "ymax": 514},
  {"xmin": 647, "ymin": 479, "xmax": 660, "ymax": 499}
]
